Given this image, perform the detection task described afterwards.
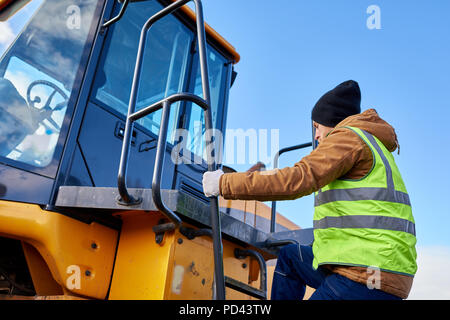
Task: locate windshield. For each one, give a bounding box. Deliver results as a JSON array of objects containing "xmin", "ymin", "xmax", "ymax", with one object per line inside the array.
[{"xmin": 0, "ymin": 0, "xmax": 99, "ymax": 169}]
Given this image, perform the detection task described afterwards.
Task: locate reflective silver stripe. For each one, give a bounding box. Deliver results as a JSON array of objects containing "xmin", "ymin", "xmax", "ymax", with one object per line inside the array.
[
  {"xmin": 315, "ymin": 128, "xmax": 411, "ymax": 207},
  {"xmin": 313, "ymin": 215, "xmax": 416, "ymax": 236},
  {"xmin": 360, "ymin": 130, "xmax": 394, "ymax": 192},
  {"xmin": 315, "ymin": 187, "xmax": 411, "ymax": 206}
]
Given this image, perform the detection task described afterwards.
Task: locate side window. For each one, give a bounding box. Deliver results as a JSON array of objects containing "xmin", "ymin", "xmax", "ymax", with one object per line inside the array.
[
  {"xmin": 92, "ymin": 0, "xmax": 192, "ymax": 144},
  {"xmin": 0, "ymin": 0, "xmax": 100, "ymax": 168},
  {"xmin": 186, "ymin": 46, "xmax": 227, "ymax": 161}
]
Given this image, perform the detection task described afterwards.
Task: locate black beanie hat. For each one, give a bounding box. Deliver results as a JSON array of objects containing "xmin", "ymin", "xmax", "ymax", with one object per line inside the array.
[{"xmin": 311, "ymin": 80, "xmax": 361, "ymax": 127}]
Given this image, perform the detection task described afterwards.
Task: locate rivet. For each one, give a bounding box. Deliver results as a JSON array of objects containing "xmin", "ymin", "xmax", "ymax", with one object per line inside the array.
[
  {"xmin": 91, "ymin": 242, "xmax": 98, "ymax": 249},
  {"xmin": 242, "ymin": 263, "xmax": 247, "ymax": 269},
  {"xmin": 85, "ymin": 270, "xmax": 91, "ymax": 276},
  {"xmin": 177, "ymin": 238, "xmax": 183, "ymax": 244}
]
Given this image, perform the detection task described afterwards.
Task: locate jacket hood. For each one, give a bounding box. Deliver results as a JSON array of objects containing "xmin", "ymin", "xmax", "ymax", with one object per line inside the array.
[{"xmin": 335, "ymin": 109, "xmax": 399, "ymax": 152}]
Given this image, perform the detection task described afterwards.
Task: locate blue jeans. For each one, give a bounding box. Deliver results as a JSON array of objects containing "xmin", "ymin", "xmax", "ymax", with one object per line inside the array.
[{"xmin": 271, "ymin": 244, "xmax": 402, "ymax": 300}]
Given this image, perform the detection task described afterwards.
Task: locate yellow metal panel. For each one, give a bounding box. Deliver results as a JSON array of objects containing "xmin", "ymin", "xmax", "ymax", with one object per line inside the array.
[
  {"xmin": 21, "ymin": 242, "xmax": 63, "ymax": 296},
  {"xmin": 222, "ymin": 239, "xmax": 253, "ymax": 300},
  {"xmin": 0, "ymin": 0, "xmax": 31, "ymax": 21},
  {"xmin": 0, "ymin": 0, "xmax": 11, "ymax": 10},
  {"xmin": 0, "ymin": 294, "xmax": 86, "ymax": 300},
  {"xmin": 0, "ymin": 200, "xmax": 118, "ymax": 299},
  {"xmin": 165, "ymin": 225, "xmax": 256, "ymax": 300},
  {"xmin": 34, "ymin": 295, "xmax": 86, "ymax": 300},
  {"xmin": 244, "ymin": 200, "xmax": 257, "ymax": 227},
  {"xmin": 165, "ymin": 228, "xmax": 214, "ymax": 299},
  {"xmin": 108, "ymin": 212, "xmax": 176, "ymax": 300}
]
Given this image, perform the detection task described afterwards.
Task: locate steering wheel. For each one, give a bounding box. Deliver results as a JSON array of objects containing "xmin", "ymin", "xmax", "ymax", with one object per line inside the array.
[{"xmin": 26, "ymin": 80, "xmax": 69, "ymax": 132}]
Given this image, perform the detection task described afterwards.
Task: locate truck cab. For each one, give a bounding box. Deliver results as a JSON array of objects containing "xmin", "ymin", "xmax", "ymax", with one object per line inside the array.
[
  {"xmin": 0, "ymin": 0, "xmax": 238, "ymax": 205},
  {"xmin": 0, "ymin": 0, "xmax": 312, "ymax": 300}
]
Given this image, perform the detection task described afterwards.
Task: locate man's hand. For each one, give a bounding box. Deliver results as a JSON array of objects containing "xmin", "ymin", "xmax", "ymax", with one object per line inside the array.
[{"xmin": 202, "ymin": 169, "xmax": 224, "ymax": 197}]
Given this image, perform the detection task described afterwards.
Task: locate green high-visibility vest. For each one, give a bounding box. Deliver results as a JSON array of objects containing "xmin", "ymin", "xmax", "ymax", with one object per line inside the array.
[{"xmin": 313, "ymin": 126, "xmax": 417, "ymax": 276}]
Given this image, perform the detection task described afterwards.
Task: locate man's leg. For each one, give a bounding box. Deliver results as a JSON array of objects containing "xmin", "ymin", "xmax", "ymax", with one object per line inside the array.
[{"xmin": 271, "ymin": 244, "xmax": 329, "ymax": 300}]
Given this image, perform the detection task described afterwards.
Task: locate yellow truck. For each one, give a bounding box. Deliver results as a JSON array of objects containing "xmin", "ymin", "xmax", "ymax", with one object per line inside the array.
[{"xmin": 0, "ymin": 0, "xmax": 313, "ymax": 300}]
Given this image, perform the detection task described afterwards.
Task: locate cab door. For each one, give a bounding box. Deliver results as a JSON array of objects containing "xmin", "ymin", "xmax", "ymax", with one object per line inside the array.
[{"xmin": 66, "ymin": 0, "xmax": 194, "ymax": 190}]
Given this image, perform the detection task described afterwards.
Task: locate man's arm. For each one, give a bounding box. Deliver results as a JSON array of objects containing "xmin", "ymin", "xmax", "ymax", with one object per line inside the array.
[{"xmin": 219, "ymin": 127, "xmax": 368, "ymax": 201}]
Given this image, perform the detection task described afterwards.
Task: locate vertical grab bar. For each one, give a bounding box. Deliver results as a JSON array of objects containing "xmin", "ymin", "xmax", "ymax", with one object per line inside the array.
[
  {"xmin": 193, "ymin": 0, "xmax": 226, "ymax": 300},
  {"xmin": 270, "ymin": 142, "xmax": 312, "ymax": 233},
  {"xmin": 115, "ymin": 0, "xmax": 226, "ymax": 300}
]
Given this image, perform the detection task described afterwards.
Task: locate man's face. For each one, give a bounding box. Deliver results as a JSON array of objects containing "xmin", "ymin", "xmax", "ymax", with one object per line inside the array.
[{"xmin": 313, "ymin": 121, "xmax": 334, "ymax": 144}]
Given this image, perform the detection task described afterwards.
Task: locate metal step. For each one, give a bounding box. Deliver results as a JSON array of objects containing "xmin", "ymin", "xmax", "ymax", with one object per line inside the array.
[
  {"xmin": 224, "ymin": 248, "xmax": 267, "ymax": 300},
  {"xmin": 225, "ymin": 276, "xmax": 266, "ymax": 300}
]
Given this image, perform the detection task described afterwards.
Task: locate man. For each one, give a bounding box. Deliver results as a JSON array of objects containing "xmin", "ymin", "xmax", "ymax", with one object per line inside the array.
[{"xmin": 202, "ymin": 80, "xmax": 417, "ymax": 300}]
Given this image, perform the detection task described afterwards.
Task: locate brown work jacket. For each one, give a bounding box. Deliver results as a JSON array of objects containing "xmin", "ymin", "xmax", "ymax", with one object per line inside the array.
[{"xmin": 219, "ymin": 109, "xmax": 414, "ymax": 299}]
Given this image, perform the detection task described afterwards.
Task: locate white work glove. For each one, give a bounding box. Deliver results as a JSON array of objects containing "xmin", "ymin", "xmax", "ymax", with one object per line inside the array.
[{"xmin": 202, "ymin": 169, "xmax": 224, "ymax": 197}]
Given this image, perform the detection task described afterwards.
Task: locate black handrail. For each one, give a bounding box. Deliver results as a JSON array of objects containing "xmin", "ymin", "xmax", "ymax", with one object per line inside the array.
[
  {"xmin": 234, "ymin": 248, "xmax": 267, "ymax": 298},
  {"xmin": 115, "ymin": 0, "xmax": 226, "ymax": 300},
  {"xmin": 270, "ymin": 142, "xmax": 312, "ymax": 233}
]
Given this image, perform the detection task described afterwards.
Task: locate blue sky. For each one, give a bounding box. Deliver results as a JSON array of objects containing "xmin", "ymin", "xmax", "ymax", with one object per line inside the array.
[{"xmin": 199, "ymin": 0, "xmax": 450, "ymax": 247}]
